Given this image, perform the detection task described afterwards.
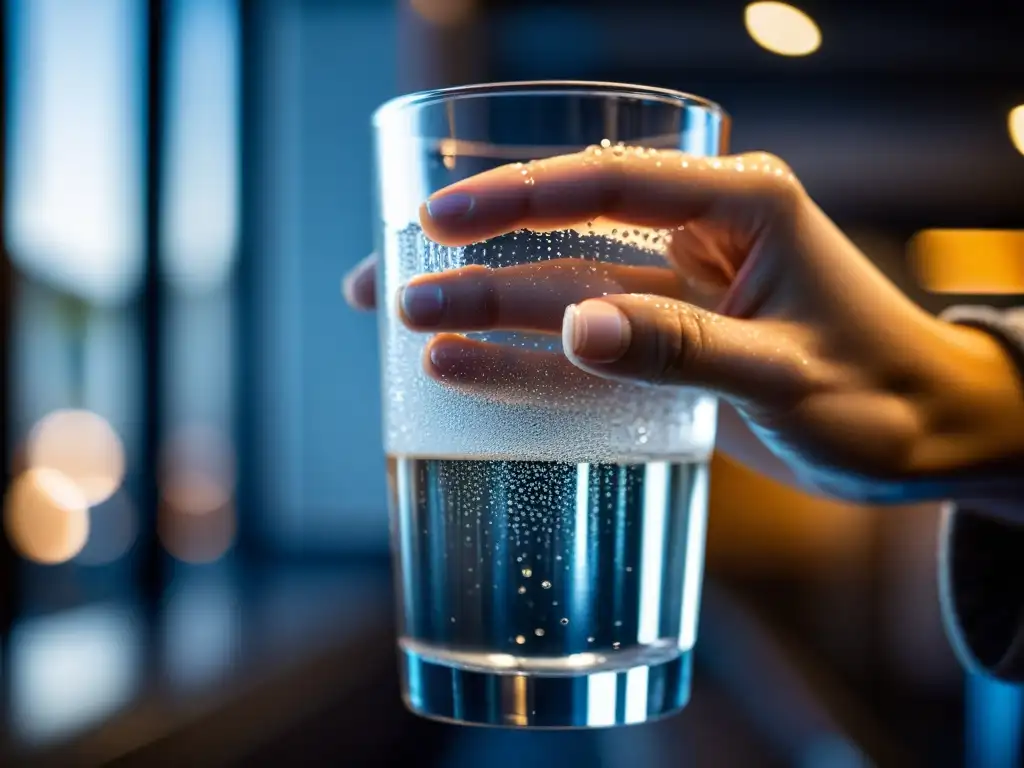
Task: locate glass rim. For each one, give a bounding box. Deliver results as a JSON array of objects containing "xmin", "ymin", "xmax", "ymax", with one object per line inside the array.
[{"xmin": 372, "ymin": 80, "xmax": 728, "ymax": 126}]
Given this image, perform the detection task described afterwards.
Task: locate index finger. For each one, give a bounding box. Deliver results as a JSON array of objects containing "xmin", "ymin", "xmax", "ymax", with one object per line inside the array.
[{"xmin": 419, "ymin": 149, "xmax": 801, "ymax": 246}]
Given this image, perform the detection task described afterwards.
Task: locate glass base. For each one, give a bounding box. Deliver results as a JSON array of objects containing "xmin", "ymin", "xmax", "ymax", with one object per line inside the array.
[{"xmin": 400, "ymin": 646, "xmax": 692, "ymax": 729}]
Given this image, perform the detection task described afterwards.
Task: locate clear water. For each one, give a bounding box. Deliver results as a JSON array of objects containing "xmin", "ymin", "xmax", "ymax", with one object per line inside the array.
[
  {"xmin": 388, "ymin": 456, "xmax": 708, "ymax": 726},
  {"xmin": 379, "ymin": 225, "xmax": 716, "ymax": 725}
]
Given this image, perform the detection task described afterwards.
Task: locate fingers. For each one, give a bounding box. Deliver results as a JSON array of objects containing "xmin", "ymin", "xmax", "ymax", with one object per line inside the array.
[
  {"xmin": 400, "ymin": 260, "xmax": 685, "ymax": 333},
  {"xmin": 419, "ymin": 150, "xmax": 802, "ymax": 247},
  {"xmin": 343, "ymin": 253, "xmax": 377, "ymax": 310},
  {"xmin": 423, "ymin": 334, "xmax": 619, "ymax": 407},
  {"xmin": 561, "ymin": 295, "xmax": 815, "ymax": 408}
]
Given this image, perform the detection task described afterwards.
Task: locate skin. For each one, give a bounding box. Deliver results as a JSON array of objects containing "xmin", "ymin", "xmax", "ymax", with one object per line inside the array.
[{"xmin": 345, "ymin": 149, "xmax": 1024, "ymax": 513}]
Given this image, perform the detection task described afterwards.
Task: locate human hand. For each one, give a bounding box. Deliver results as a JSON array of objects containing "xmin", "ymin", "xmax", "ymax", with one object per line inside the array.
[{"xmin": 346, "ymin": 149, "xmax": 1024, "ymax": 504}]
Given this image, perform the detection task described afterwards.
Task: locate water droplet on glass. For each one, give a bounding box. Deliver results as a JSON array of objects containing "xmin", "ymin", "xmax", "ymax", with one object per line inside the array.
[
  {"xmin": 560, "ymin": 618, "xmax": 569, "ymax": 626},
  {"xmin": 534, "ymin": 628, "xmax": 545, "ymax": 637},
  {"xmin": 515, "ymin": 635, "xmax": 526, "ymax": 645},
  {"xmin": 518, "ymin": 585, "xmax": 527, "ymax": 595},
  {"xmin": 541, "ymin": 580, "xmax": 552, "ymax": 589},
  {"xmin": 587, "ymin": 636, "xmax": 595, "ymax": 643},
  {"xmin": 522, "ymin": 567, "xmax": 533, "ymax": 578}
]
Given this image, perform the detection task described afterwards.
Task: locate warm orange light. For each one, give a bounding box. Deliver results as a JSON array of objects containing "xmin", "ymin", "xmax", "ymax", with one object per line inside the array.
[
  {"xmin": 26, "ymin": 410, "xmax": 125, "ymax": 506},
  {"xmin": 1009, "ymin": 105, "xmax": 1024, "ymax": 155},
  {"xmin": 158, "ymin": 424, "xmax": 237, "ymax": 563},
  {"xmin": 158, "ymin": 500, "xmax": 236, "ymax": 564},
  {"xmin": 908, "ymin": 229, "xmax": 1024, "ymax": 294},
  {"xmin": 4, "ymin": 468, "xmax": 90, "ymax": 564},
  {"xmin": 706, "ymin": 453, "xmax": 869, "ymax": 574},
  {"xmin": 744, "ymin": 2, "xmax": 821, "ymax": 57},
  {"xmin": 409, "ymin": 0, "xmax": 475, "ymax": 26}
]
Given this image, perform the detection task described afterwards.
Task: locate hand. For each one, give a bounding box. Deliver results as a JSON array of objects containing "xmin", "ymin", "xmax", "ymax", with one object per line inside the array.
[{"xmin": 346, "ymin": 149, "xmax": 1024, "ymax": 505}]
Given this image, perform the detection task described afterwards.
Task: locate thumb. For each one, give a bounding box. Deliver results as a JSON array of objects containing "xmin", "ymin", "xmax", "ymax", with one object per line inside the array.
[{"xmin": 562, "ymin": 296, "xmax": 813, "ymax": 408}]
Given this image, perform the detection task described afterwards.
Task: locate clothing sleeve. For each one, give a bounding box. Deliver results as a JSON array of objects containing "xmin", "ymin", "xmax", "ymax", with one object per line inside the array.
[{"xmin": 937, "ymin": 305, "xmax": 1024, "ymax": 682}]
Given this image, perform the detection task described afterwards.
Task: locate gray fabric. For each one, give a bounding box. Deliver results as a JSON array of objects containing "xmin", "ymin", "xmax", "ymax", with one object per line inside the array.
[{"xmin": 938, "ymin": 306, "xmax": 1024, "ymax": 682}]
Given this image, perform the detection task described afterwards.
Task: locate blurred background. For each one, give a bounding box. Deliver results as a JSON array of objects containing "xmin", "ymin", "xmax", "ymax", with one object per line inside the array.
[{"xmin": 1, "ymin": 0, "xmax": 1023, "ymax": 765}]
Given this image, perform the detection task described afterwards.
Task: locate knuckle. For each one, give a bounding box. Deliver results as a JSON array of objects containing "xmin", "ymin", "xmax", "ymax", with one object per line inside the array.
[
  {"xmin": 650, "ymin": 304, "xmax": 709, "ymax": 384},
  {"xmin": 740, "ymin": 151, "xmax": 805, "ymax": 212},
  {"xmin": 457, "ymin": 265, "xmax": 500, "ymax": 328}
]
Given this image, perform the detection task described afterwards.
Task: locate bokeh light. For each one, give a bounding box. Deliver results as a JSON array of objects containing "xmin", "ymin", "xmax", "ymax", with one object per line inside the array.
[
  {"xmin": 158, "ymin": 424, "xmax": 237, "ymax": 563},
  {"xmin": 158, "ymin": 499, "xmax": 237, "ymax": 565},
  {"xmin": 26, "ymin": 409, "xmax": 126, "ymax": 506},
  {"xmin": 4, "ymin": 468, "xmax": 90, "ymax": 565},
  {"xmin": 909, "ymin": 229, "xmax": 1024, "ymax": 294},
  {"xmin": 744, "ymin": 2, "xmax": 821, "ymax": 57},
  {"xmin": 1008, "ymin": 105, "xmax": 1024, "ymax": 156}
]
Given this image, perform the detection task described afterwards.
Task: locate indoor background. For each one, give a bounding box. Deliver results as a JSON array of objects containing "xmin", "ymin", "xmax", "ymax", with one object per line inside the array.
[{"xmin": 1, "ymin": 1, "xmax": 1023, "ymax": 766}]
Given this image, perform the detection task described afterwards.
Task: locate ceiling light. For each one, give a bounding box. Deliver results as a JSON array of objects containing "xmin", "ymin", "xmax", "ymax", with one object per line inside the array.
[
  {"xmin": 744, "ymin": 2, "xmax": 821, "ymax": 57},
  {"xmin": 1008, "ymin": 105, "xmax": 1024, "ymax": 156}
]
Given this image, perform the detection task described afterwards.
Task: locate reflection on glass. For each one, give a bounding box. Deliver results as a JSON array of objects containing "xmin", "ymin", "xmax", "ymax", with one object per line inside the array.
[
  {"xmin": 9, "ymin": 604, "xmax": 140, "ymax": 745},
  {"xmin": 4, "ymin": 0, "xmax": 144, "ymax": 304}
]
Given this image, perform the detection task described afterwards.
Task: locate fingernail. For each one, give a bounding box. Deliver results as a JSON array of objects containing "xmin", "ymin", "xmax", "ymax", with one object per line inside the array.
[
  {"xmin": 426, "ymin": 192, "xmax": 474, "ymax": 220},
  {"xmin": 401, "ymin": 283, "xmax": 445, "ymax": 326},
  {"xmin": 428, "ymin": 343, "xmax": 456, "ymax": 375},
  {"xmin": 343, "ymin": 266, "xmax": 375, "ymax": 309},
  {"xmin": 563, "ymin": 301, "xmax": 630, "ymax": 363},
  {"xmin": 428, "ymin": 342, "xmax": 477, "ymax": 381}
]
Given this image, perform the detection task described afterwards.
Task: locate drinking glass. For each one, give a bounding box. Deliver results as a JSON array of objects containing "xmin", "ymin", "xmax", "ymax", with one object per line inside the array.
[{"xmin": 372, "ymin": 81, "xmax": 729, "ymax": 728}]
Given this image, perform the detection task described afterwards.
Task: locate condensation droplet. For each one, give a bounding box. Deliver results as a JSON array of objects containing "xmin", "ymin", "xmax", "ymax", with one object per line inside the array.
[
  {"xmin": 541, "ymin": 580, "xmax": 552, "ymax": 589},
  {"xmin": 522, "ymin": 567, "xmax": 533, "ymax": 578},
  {"xmin": 560, "ymin": 617, "xmax": 569, "ymax": 626},
  {"xmin": 534, "ymin": 628, "xmax": 545, "ymax": 637},
  {"xmin": 515, "ymin": 635, "xmax": 526, "ymax": 645},
  {"xmin": 518, "ymin": 585, "xmax": 527, "ymax": 595}
]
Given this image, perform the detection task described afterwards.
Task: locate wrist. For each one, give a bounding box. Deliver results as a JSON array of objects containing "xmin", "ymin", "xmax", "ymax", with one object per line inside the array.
[{"xmin": 911, "ymin": 321, "xmax": 1024, "ymax": 501}]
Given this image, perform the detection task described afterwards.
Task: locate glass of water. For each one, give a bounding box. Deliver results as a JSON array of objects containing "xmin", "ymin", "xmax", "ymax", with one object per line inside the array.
[{"xmin": 372, "ymin": 81, "xmax": 729, "ymax": 728}]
